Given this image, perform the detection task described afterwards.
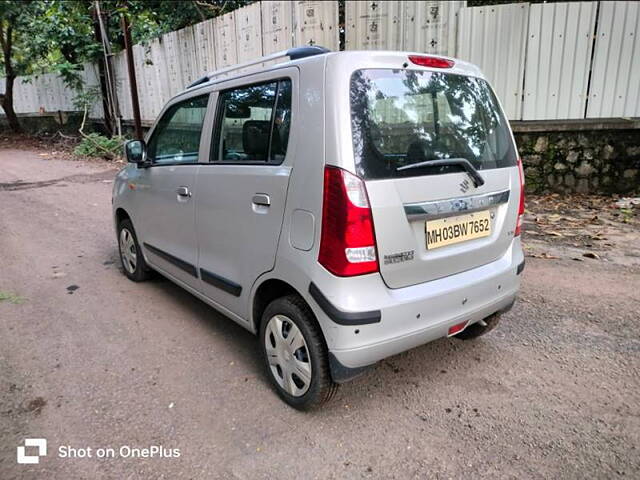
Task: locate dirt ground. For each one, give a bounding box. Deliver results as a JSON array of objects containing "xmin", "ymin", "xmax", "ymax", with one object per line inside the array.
[{"xmin": 1, "ymin": 148, "xmax": 639, "ymax": 480}]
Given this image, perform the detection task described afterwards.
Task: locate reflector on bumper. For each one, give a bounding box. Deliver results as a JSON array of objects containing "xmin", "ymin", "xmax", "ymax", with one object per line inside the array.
[{"xmin": 448, "ymin": 321, "xmax": 468, "ymax": 336}]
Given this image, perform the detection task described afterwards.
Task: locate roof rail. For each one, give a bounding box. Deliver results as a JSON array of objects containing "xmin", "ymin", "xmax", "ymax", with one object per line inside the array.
[{"xmin": 187, "ymin": 46, "xmax": 330, "ymax": 89}]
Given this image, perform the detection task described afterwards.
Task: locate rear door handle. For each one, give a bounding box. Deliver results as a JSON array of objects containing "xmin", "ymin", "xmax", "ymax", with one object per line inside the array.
[
  {"xmin": 176, "ymin": 186, "xmax": 192, "ymax": 198},
  {"xmin": 252, "ymin": 194, "xmax": 271, "ymax": 206}
]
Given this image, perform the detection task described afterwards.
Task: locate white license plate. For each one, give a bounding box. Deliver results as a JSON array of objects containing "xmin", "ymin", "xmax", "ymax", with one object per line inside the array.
[{"xmin": 425, "ymin": 211, "xmax": 491, "ymax": 250}]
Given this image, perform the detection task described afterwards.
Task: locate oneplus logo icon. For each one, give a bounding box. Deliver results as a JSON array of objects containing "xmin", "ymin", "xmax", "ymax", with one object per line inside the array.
[{"xmin": 17, "ymin": 438, "xmax": 47, "ymax": 464}]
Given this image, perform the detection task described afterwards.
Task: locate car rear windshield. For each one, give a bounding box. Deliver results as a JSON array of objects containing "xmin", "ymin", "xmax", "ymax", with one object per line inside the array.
[{"xmin": 350, "ymin": 69, "xmax": 517, "ymax": 180}]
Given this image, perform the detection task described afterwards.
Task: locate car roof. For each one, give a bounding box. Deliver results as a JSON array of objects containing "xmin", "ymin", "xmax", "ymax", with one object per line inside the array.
[{"xmin": 173, "ymin": 49, "xmax": 486, "ymax": 103}]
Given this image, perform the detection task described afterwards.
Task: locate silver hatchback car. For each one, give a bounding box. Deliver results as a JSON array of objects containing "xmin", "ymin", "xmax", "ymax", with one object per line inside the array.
[{"xmin": 113, "ymin": 47, "xmax": 525, "ymax": 409}]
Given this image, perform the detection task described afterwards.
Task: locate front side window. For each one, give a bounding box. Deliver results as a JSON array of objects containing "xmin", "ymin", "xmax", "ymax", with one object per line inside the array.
[
  {"xmin": 147, "ymin": 95, "xmax": 209, "ymax": 165},
  {"xmin": 350, "ymin": 69, "xmax": 516, "ymax": 180},
  {"xmin": 213, "ymin": 79, "xmax": 292, "ymax": 163}
]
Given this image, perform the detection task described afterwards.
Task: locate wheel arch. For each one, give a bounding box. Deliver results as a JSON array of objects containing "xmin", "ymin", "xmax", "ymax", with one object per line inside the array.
[
  {"xmin": 251, "ymin": 278, "xmax": 327, "ymax": 347},
  {"xmin": 252, "ymin": 278, "xmax": 299, "ymax": 333},
  {"xmin": 115, "ymin": 207, "xmax": 131, "ymax": 227}
]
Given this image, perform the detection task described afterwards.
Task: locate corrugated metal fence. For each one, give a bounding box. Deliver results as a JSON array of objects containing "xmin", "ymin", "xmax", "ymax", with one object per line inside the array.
[
  {"xmin": 0, "ymin": 64, "xmax": 103, "ymax": 118},
  {"xmin": 587, "ymin": 0, "xmax": 640, "ymax": 118},
  {"xmin": 458, "ymin": 3, "xmax": 529, "ymax": 120},
  {"xmin": 2, "ymin": 1, "xmax": 639, "ymax": 123},
  {"xmin": 458, "ymin": 0, "xmax": 638, "ymax": 121},
  {"xmin": 114, "ymin": 0, "xmax": 338, "ymax": 121}
]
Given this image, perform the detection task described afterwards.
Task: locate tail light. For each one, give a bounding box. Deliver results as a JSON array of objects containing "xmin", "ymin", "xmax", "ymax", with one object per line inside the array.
[
  {"xmin": 319, "ymin": 166, "xmax": 379, "ymax": 276},
  {"xmin": 408, "ymin": 55, "xmax": 455, "ymax": 69},
  {"xmin": 515, "ymin": 157, "xmax": 525, "ymax": 236}
]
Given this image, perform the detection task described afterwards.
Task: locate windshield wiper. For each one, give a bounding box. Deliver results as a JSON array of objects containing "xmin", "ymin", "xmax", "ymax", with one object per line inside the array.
[{"xmin": 396, "ymin": 158, "xmax": 485, "ymax": 188}]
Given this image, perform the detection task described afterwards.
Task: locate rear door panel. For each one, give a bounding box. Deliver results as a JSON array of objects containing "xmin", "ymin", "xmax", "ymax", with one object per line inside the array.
[
  {"xmin": 195, "ymin": 68, "xmax": 298, "ymax": 320},
  {"xmin": 195, "ymin": 165, "xmax": 291, "ymax": 317}
]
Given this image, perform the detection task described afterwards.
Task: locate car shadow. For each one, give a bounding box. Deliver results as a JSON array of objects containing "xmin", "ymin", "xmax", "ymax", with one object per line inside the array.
[
  {"xmin": 122, "ymin": 262, "xmax": 267, "ymax": 386},
  {"xmin": 108, "ymin": 249, "xmax": 510, "ymax": 408}
]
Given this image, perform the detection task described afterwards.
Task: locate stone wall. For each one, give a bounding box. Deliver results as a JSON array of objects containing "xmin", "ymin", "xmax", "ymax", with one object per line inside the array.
[
  {"xmin": 515, "ymin": 128, "xmax": 640, "ymax": 194},
  {"xmin": 0, "ymin": 112, "xmax": 85, "ymax": 135}
]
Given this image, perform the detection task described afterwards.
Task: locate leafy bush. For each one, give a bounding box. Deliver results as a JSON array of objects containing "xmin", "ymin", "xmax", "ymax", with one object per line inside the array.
[{"xmin": 73, "ymin": 133, "xmax": 125, "ymax": 159}]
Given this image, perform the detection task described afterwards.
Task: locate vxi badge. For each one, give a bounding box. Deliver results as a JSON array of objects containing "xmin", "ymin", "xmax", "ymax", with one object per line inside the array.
[{"xmin": 383, "ymin": 250, "xmax": 415, "ymax": 265}]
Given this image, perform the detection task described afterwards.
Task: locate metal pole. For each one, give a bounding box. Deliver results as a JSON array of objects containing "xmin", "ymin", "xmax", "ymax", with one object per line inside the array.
[{"xmin": 121, "ymin": 13, "xmax": 143, "ymax": 140}]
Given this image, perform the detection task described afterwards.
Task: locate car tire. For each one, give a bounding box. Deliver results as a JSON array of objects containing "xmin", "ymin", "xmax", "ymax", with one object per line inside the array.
[
  {"xmin": 259, "ymin": 295, "xmax": 338, "ymax": 410},
  {"xmin": 454, "ymin": 312, "xmax": 502, "ymax": 340},
  {"xmin": 117, "ymin": 219, "xmax": 152, "ymax": 282}
]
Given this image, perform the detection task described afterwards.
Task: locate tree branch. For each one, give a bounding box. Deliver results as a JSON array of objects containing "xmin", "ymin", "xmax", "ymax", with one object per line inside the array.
[{"xmin": 192, "ymin": 1, "xmax": 206, "ymax": 21}]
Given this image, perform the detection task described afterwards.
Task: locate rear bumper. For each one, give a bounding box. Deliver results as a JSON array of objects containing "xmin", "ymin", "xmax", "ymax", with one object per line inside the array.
[{"xmin": 308, "ymin": 239, "xmax": 524, "ymax": 370}]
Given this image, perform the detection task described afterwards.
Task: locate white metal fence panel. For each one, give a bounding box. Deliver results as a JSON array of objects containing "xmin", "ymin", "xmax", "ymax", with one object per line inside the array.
[
  {"xmin": 345, "ymin": 0, "xmax": 403, "ymax": 50},
  {"xmin": 0, "ymin": 63, "xmax": 102, "ymax": 116},
  {"xmin": 194, "ymin": 18, "xmax": 217, "ymax": 74},
  {"xmin": 177, "ymin": 25, "xmax": 200, "ymax": 87},
  {"xmin": 6, "ymin": 76, "xmax": 31, "ymax": 113},
  {"xmin": 292, "ymin": 1, "xmax": 339, "ymax": 50},
  {"xmin": 162, "ymin": 30, "xmax": 186, "ymax": 98},
  {"xmin": 403, "ymin": 1, "xmax": 463, "ymax": 56},
  {"xmin": 457, "ymin": 3, "xmax": 529, "ymax": 120},
  {"xmin": 235, "ymin": 3, "xmax": 263, "ymax": 63},
  {"xmin": 215, "ymin": 11, "xmax": 238, "ymax": 68},
  {"xmin": 114, "ymin": 52, "xmax": 132, "ymax": 122},
  {"xmin": 133, "ymin": 44, "xmax": 158, "ymax": 122},
  {"xmin": 80, "ymin": 63, "xmax": 105, "ymax": 118},
  {"xmin": 148, "ymin": 37, "xmax": 173, "ymax": 115},
  {"xmin": 345, "ymin": 1, "xmax": 461, "ymax": 54},
  {"xmin": 261, "ymin": 1, "xmax": 294, "ymax": 55},
  {"xmin": 523, "ymin": 2, "xmax": 597, "ymax": 120},
  {"xmin": 587, "ymin": 1, "xmax": 640, "ymax": 118},
  {"xmin": 5, "ymin": 0, "xmax": 640, "ymax": 125}
]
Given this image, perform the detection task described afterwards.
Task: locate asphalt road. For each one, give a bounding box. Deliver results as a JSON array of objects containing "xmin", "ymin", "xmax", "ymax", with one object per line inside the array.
[{"xmin": 1, "ymin": 149, "xmax": 639, "ymax": 479}]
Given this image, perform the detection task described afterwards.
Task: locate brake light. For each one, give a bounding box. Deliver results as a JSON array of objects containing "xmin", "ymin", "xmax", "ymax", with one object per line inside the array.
[
  {"xmin": 408, "ymin": 55, "xmax": 455, "ymax": 69},
  {"xmin": 319, "ymin": 166, "xmax": 379, "ymax": 276},
  {"xmin": 515, "ymin": 157, "xmax": 525, "ymax": 236}
]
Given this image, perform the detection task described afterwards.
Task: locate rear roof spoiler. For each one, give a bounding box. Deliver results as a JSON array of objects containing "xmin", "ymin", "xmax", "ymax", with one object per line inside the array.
[{"xmin": 187, "ymin": 46, "xmax": 330, "ymax": 89}]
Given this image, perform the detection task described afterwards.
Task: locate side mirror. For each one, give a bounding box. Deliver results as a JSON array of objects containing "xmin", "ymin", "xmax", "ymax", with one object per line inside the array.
[{"xmin": 124, "ymin": 140, "xmax": 147, "ymax": 165}]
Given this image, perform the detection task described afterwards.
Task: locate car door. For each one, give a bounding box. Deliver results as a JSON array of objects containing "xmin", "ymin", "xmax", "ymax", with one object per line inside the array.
[
  {"xmin": 195, "ymin": 71, "xmax": 296, "ymax": 319},
  {"xmin": 135, "ymin": 93, "xmax": 211, "ymax": 289}
]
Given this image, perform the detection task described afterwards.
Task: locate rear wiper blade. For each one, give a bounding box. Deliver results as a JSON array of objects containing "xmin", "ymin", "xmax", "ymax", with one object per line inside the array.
[{"xmin": 396, "ymin": 158, "xmax": 485, "ymax": 188}]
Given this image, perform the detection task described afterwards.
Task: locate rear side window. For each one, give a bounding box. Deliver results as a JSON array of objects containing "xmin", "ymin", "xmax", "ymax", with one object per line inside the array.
[
  {"xmin": 350, "ymin": 69, "xmax": 516, "ymax": 180},
  {"xmin": 147, "ymin": 95, "xmax": 209, "ymax": 165},
  {"xmin": 213, "ymin": 79, "xmax": 292, "ymax": 164}
]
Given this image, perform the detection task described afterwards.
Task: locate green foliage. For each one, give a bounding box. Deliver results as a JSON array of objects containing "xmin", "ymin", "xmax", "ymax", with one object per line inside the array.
[
  {"xmin": 125, "ymin": 1, "xmax": 253, "ymax": 42},
  {"xmin": 0, "ymin": 1, "xmax": 43, "ymax": 76},
  {"xmin": 2, "ymin": 0, "xmax": 254, "ymax": 82},
  {"xmin": 31, "ymin": 1, "xmax": 101, "ymax": 61},
  {"xmin": 1, "ymin": 0, "xmax": 255, "ymax": 132},
  {"xmin": 73, "ymin": 85, "xmax": 102, "ymax": 112},
  {"xmin": 0, "ymin": 290, "xmax": 26, "ymax": 304},
  {"xmin": 74, "ymin": 133, "xmax": 125, "ymax": 158}
]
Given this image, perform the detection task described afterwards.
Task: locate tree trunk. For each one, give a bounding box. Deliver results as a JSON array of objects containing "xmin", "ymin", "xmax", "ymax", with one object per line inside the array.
[
  {"xmin": 91, "ymin": 4, "xmax": 114, "ymax": 136},
  {"xmin": 0, "ymin": 21, "xmax": 21, "ymax": 132},
  {"xmin": 1, "ymin": 73, "xmax": 22, "ymax": 132}
]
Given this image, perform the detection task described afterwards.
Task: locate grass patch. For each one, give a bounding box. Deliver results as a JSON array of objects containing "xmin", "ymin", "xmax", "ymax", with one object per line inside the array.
[
  {"xmin": 0, "ymin": 291, "xmax": 26, "ymax": 304},
  {"xmin": 73, "ymin": 133, "xmax": 125, "ymax": 159}
]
